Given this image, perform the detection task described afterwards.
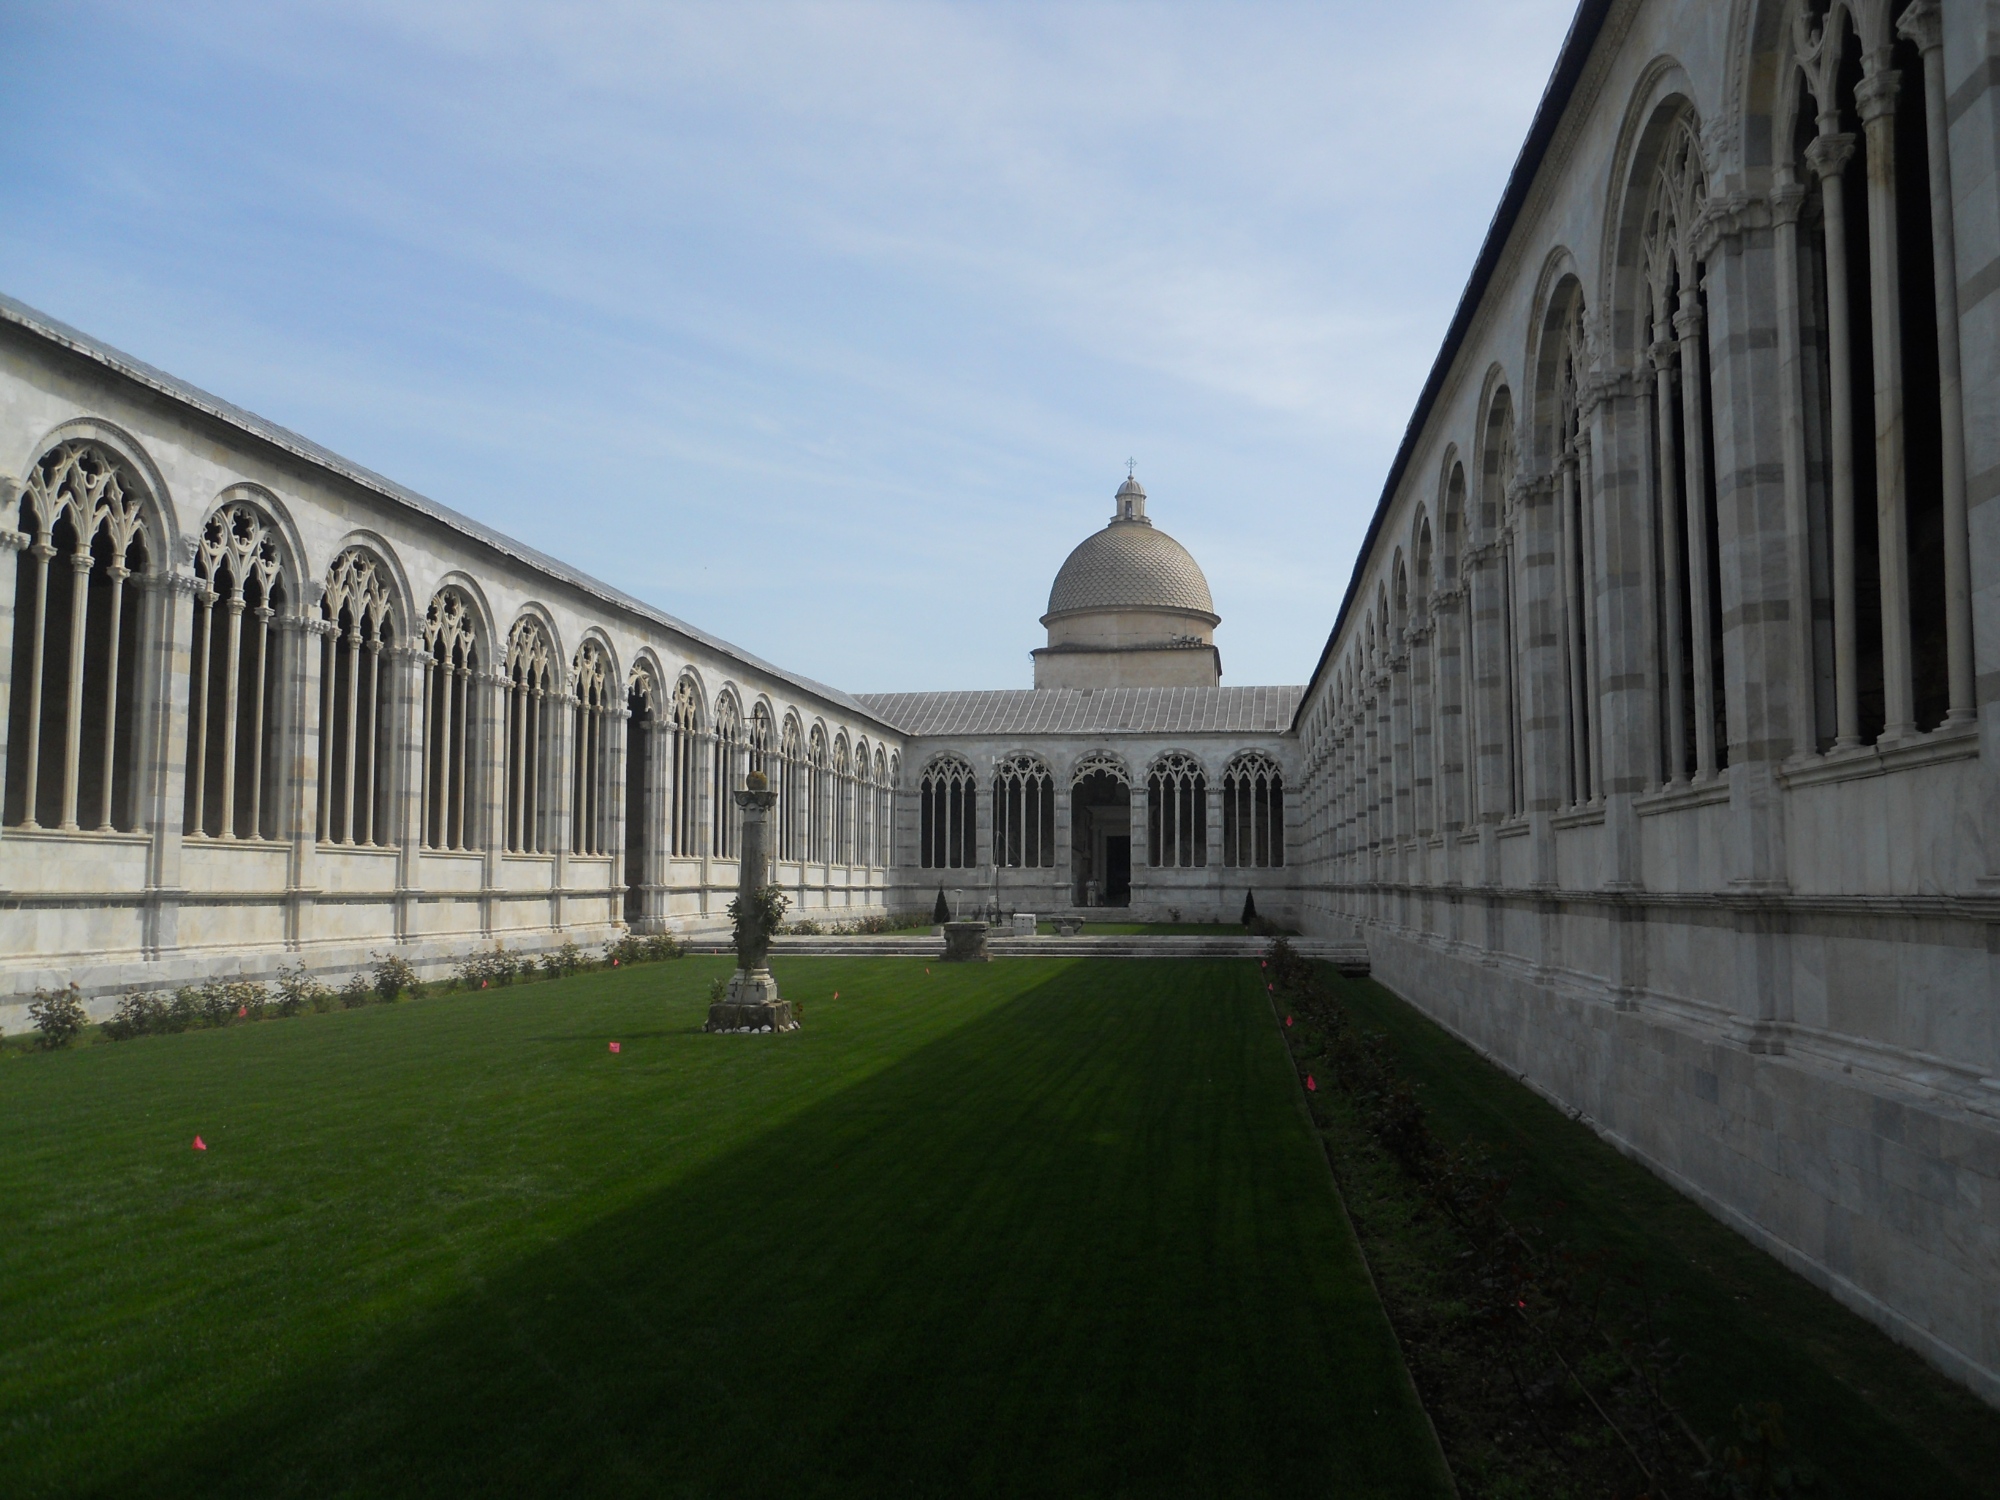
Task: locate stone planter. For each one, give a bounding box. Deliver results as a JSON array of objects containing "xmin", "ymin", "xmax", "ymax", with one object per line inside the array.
[{"xmin": 941, "ymin": 921, "xmax": 991, "ymax": 963}]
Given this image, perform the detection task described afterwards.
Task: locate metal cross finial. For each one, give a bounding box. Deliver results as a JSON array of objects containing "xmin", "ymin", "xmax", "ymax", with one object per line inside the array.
[{"xmin": 1126, "ymin": 457, "xmax": 1136, "ymax": 479}]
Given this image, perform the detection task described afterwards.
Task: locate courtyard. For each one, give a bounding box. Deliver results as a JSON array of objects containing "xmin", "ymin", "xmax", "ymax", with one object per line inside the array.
[{"xmin": 1, "ymin": 957, "xmax": 1450, "ymax": 1498}]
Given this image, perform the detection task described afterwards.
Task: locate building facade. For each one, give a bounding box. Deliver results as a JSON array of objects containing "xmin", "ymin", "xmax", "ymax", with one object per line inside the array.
[
  {"xmin": 1290, "ymin": 0, "xmax": 2000, "ymax": 1405},
  {"xmin": 4, "ymin": 0, "xmax": 1997, "ymax": 1410}
]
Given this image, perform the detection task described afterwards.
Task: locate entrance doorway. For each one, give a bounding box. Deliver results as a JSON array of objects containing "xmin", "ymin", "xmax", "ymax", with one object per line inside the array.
[{"xmin": 1071, "ymin": 769, "xmax": 1131, "ymax": 906}]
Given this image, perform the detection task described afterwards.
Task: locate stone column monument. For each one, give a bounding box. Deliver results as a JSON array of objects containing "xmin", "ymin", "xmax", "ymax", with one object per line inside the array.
[{"xmin": 705, "ymin": 772, "xmax": 798, "ymax": 1033}]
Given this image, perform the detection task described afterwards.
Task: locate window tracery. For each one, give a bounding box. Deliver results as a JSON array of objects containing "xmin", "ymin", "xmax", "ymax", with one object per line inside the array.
[
  {"xmin": 184, "ymin": 502, "xmax": 289, "ymax": 842},
  {"xmin": 668, "ymin": 675, "xmax": 702, "ymax": 856},
  {"xmin": 316, "ymin": 545, "xmax": 391, "ymax": 847},
  {"xmin": 711, "ymin": 692, "xmax": 743, "ymax": 859},
  {"xmin": 832, "ymin": 734, "xmax": 853, "ymax": 864},
  {"xmin": 1147, "ymin": 751, "xmax": 1207, "ymax": 869},
  {"xmin": 625, "ymin": 663, "xmax": 658, "ymax": 922},
  {"xmin": 806, "ymin": 724, "xmax": 830, "ymax": 862},
  {"xmin": 5, "ymin": 442, "xmax": 150, "ymax": 833},
  {"xmin": 776, "ymin": 714, "xmax": 803, "ymax": 861},
  {"xmin": 919, "ymin": 753, "xmax": 976, "ymax": 868},
  {"xmin": 504, "ymin": 617, "xmax": 555, "ymax": 854},
  {"xmin": 421, "ymin": 588, "xmax": 479, "ymax": 851},
  {"xmin": 571, "ymin": 640, "xmax": 613, "ymax": 856},
  {"xmin": 992, "ymin": 752, "xmax": 1054, "ymax": 868},
  {"xmin": 1222, "ymin": 751, "xmax": 1284, "ymax": 868}
]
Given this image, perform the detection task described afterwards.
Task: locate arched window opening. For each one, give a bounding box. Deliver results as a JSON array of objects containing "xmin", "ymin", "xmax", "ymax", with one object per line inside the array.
[
  {"xmin": 668, "ymin": 675, "xmax": 702, "ymax": 856},
  {"xmin": 1639, "ymin": 117, "xmax": 1727, "ymax": 785},
  {"xmin": 571, "ymin": 640, "xmax": 613, "ymax": 856},
  {"xmin": 875, "ymin": 749, "xmax": 891, "ymax": 867},
  {"xmin": 992, "ymin": 752, "xmax": 1055, "ymax": 868},
  {"xmin": 711, "ymin": 693, "xmax": 743, "ymax": 860},
  {"xmin": 185, "ymin": 503, "xmax": 288, "ymax": 841},
  {"xmin": 1550, "ymin": 296, "xmax": 1601, "ymax": 804},
  {"xmin": 421, "ymin": 589, "xmax": 479, "ymax": 851},
  {"xmin": 919, "ymin": 754, "xmax": 976, "ymax": 868},
  {"xmin": 1791, "ymin": 5, "xmax": 1970, "ymax": 745},
  {"xmin": 854, "ymin": 737, "xmax": 873, "ymax": 866},
  {"xmin": 503, "ymin": 618, "xmax": 555, "ymax": 854},
  {"xmin": 832, "ymin": 735, "xmax": 853, "ymax": 864},
  {"xmin": 776, "ymin": 715, "xmax": 803, "ymax": 861},
  {"xmin": 625, "ymin": 664, "xmax": 657, "ymax": 922},
  {"xmin": 5, "ymin": 443, "xmax": 150, "ymax": 833},
  {"xmin": 1147, "ymin": 751, "xmax": 1207, "ymax": 869},
  {"xmin": 1481, "ymin": 389, "xmax": 1524, "ymax": 816},
  {"xmin": 316, "ymin": 546, "xmax": 392, "ymax": 847},
  {"xmin": 1071, "ymin": 753, "xmax": 1131, "ymax": 905},
  {"xmin": 806, "ymin": 725, "xmax": 830, "ymax": 862},
  {"xmin": 749, "ymin": 703, "xmax": 773, "ymax": 782},
  {"xmin": 1223, "ymin": 752, "xmax": 1285, "ymax": 868},
  {"xmin": 1439, "ymin": 465, "xmax": 1471, "ymax": 833}
]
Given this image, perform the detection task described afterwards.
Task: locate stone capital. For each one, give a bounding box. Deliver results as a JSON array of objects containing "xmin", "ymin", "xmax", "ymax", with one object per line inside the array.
[
  {"xmin": 1770, "ymin": 181, "xmax": 1808, "ymax": 226},
  {"xmin": 1855, "ymin": 63, "xmax": 1900, "ymax": 123},
  {"xmin": 0, "ymin": 527, "xmax": 27, "ymax": 552},
  {"xmin": 1804, "ymin": 130, "xmax": 1856, "ymax": 181},
  {"xmin": 1673, "ymin": 304, "xmax": 1706, "ymax": 343},
  {"xmin": 1894, "ymin": 1, "xmax": 1940, "ymax": 55}
]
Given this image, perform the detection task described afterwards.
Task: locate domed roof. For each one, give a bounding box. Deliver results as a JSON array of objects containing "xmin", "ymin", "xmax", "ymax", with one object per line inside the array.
[{"xmin": 1043, "ymin": 479, "xmax": 1218, "ymax": 623}]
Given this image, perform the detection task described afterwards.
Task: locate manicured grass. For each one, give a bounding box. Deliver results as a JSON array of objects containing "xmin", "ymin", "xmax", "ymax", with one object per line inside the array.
[
  {"xmin": 1324, "ymin": 969, "xmax": 2000, "ymax": 1499},
  {"xmin": 1, "ymin": 957, "xmax": 1449, "ymax": 1498}
]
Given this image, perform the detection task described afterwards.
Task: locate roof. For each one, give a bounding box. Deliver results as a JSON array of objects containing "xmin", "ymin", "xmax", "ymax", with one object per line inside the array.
[
  {"xmin": 858, "ymin": 686, "xmax": 1302, "ymax": 737},
  {"xmin": 0, "ymin": 292, "xmax": 899, "ymax": 735},
  {"xmin": 1045, "ymin": 519, "xmax": 1217, "ymax": 622},
  {"xmin": 1292, "ymin": 0, "xmax": 1614, "ymax": 729}
]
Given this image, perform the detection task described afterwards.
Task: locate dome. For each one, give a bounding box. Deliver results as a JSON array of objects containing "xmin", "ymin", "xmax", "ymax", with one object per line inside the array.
[{"xmin": 1043, "ymin": 481, "xmax": 1218, "ymax": 624}]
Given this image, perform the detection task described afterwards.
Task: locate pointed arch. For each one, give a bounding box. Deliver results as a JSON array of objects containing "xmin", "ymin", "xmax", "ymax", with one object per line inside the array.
[
  {"xmin": 420, "ymin": 584, "xmax": 482, "ymax": 851},
  {"xmin": 314, "ymin": 542, "xmax": 394, "ymax": 847},
  {"xmin": 992, "ymin": 750, "xmax": 1055, "ymax": 869},
  {"xmin": 919, "ymin": 751, "xmax": 976, "ymax": 869}
]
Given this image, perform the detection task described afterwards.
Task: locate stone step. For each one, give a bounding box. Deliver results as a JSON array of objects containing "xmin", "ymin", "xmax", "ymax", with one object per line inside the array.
[{"xmin": 684, "ymin": 934, "xmax": 1370, "ymax": 976}]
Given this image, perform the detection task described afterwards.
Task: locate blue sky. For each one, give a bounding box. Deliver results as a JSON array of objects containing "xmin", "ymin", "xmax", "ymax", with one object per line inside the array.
[{"xmin": 0, "ymin": 1, "xmax": 1575, "ymax": 691}]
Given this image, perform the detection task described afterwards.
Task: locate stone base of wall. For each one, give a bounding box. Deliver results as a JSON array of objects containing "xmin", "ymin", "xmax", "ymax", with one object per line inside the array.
[{"xmin": 1317, "ymin": 917, "xmax": 2000, "ymax": 1409}]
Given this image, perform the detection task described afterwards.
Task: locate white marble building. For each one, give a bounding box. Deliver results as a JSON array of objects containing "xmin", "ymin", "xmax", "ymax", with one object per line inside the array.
[
  {"xmin": 1290, "ymin": 0, "xmax": 2000, "ymax": 1407},
  {"xmin": 4, "ymin": 0, "xmax": 1998, "ymax": 1410}
]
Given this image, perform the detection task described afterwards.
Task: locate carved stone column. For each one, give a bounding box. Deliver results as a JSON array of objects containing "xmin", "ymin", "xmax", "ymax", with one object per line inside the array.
[{"xmin": 0, "ymin": 514, "xmax": 25, "ymax": 842}]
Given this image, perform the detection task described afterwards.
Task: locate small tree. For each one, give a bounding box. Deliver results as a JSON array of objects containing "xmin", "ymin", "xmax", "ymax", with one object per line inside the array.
[
  {"xmin": 28, "ymin": 984, "xmax": 88, "ymax": 1050},
  {"xmin": 1240, "ymin": 889, "xmax": 1259, "ymax": 927},
  {"xmin": 933, "ymin": 888, "xmax": 951, "ymax": 925}
]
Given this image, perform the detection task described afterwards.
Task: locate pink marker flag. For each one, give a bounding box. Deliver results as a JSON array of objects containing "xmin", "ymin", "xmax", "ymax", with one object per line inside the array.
[
  {"xmin": 1267, "ymin": 983, "xmax": 1274, "ymax": 992},
  {"xmin": 236, "ymin": 1005, "xmax": 247, "ymax": 1018},
  {"xmin": 832, "ymin": 991, "xmax": 839, "ymax": 1000},
  {"xmin": 1305, "ymin": 1074, "xmax": 1317, "ymax": 1093},
  {"xmin": 1285, "ymin": 1016, "xmax": 1293, "ymax": 1027},
  {"xmin": 192, "ymin": 1136, "xmax": 207, "ymax": 1151},
  {"xmin": 612, "ymin": 958, "xmax": 620, "ymax": 967},
  {"xmin": 609, "ymin": 1041, "xmax": 621, "ymax": 1054}
]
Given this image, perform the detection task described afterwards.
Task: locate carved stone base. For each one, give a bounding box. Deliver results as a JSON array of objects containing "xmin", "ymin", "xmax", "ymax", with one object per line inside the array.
[
  {"xmin": 705, "ymin": 967, "xmax": 797, "ymax": 1033},
  {"xmin": 942, "ymin": 921, "xmax": 991, "ymax": 962}
]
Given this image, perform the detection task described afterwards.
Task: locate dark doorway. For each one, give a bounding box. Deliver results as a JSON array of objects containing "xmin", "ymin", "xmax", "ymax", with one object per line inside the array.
[
  {"xmin": 1105, "ymin": 837, "xmax": 1131, "ymax": 903},
  {"xmin": 1071, "ymin": 770, "xmax": 1131, "ymax": 907}
]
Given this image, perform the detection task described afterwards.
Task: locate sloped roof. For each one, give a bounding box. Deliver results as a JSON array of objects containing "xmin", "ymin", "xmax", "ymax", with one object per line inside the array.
[
  {"xmin": 0, "ymin": 292, "xmax": 897, "ymax": 733},
  {"xmin": 858, "ymin": 686, "xmax": 1302, "ymax": 737}
]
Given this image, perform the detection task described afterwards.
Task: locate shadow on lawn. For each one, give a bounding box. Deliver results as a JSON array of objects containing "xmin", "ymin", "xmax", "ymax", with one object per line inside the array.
[{"xmin": 92, "ymin": 962, "xmax": 1444, "ymax": 1500}]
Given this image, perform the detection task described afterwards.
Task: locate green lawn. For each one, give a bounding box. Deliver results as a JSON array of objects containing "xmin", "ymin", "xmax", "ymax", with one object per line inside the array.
[
  {"xmin": 1325, "ymin": 970, "xmax": 2000, "ymax": 1499},
  {"xmin": 1, "ymin": 957, "xmax": 1449, "ymax": 1499}
]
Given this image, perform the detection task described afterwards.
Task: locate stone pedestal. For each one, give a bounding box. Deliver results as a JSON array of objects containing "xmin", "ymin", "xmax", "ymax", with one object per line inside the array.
[
  {"xmin": 705, "ymin": 967, "xmax": 797, "ymax": 1032},
  {"xmin": 942, "ymin": 921, "xmax": 991, "ymax": 962},
  {"xmin": 705, "ymin": 782, "xmax": 799, "ymax": 1033}
]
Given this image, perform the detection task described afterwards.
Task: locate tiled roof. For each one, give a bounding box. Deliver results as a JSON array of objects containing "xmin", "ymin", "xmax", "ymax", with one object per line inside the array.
[
  {"xmin": 857, "ymin": 686, "xmax": 1303, "ymax": 737},
  {"xmin": 1046, "ymin": 520, "xmax": 1215, "ymax": 620}
]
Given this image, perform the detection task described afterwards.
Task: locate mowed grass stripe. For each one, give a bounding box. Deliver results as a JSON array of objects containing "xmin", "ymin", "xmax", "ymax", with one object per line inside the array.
[{"xmin": 2, "ymin": 957, "xmax": 1449, "ymax": 1498}]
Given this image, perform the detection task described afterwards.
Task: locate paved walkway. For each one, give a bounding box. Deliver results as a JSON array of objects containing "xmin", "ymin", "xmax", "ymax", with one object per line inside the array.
[{"xmin": 686, "ymin": 931, "xmax": 1372, "ymax": 974}]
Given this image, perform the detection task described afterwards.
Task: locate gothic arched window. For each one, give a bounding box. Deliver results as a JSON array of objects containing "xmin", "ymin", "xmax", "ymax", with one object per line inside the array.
[
  {"xmin": 712, "ymin": 692, "xmax": 743, "ymax": 858},
  {"xmin": 806, "ymin": 724, "xmax": 830, "ymax": 862},
  {"xmin": 874, "ymin": 748, "xmax": 891, "ymax": 867},
  {"xmin": 5, "ymin": 442, "xmax": 150, "ymax": 833},
  {"xmin": 749, "ymin": 702, "xmax": 773, "ymax": 782},
  {"xmin": 919, "ymin": 753, "xmax": 976, "ymax": 868},
  {"xmin": 421, "ymin": 588, "xmax": 480, "ymax": 851},
  {"xmin": 571, "ymin": 640, "xmax": 613, "ymax": 856},
  {"xmin": 777, "ymin": 714, "xmax": 803, "ymax": 861},
  {"xmin": 992, "ymin": 752, "xmax": 1054, "ymax": 868},
  {"xmin": 853, "ymin": 737, "xmax": 873, "ymax": 866},
  {"xmin": 1223, "ymin": 751, "xmax": 1284, "ymax": 868},
  {"xmin": 316, "ymin": 546, "xmax": 391, "ymax": 847},
  {"xmin": 832, "ymin": 734, "xmax": 853, "ymax": 864},
  {"xmin": 625, "ymin": 663, "xmax": 658, "ymax": 921},
  {"xmin": 504, "ymin": 617, "xmax": 555, "ymax": 854},
  {"xmin": 1147, "ymin": 751, "xmax": 1207, "ymax": 868},
  {"xmin": 669, "ymin": 675, "xmax": 702, "ymax": 856},
  {"xmin": 184, "ymin": 502, "xmax": 288, "ymax": 842}
]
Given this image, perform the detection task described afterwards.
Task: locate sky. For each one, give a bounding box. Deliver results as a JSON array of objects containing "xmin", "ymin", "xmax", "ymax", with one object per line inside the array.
[{"xmin": 0, "ymin": 0, "xmax": 1577, "ymax": 692}]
